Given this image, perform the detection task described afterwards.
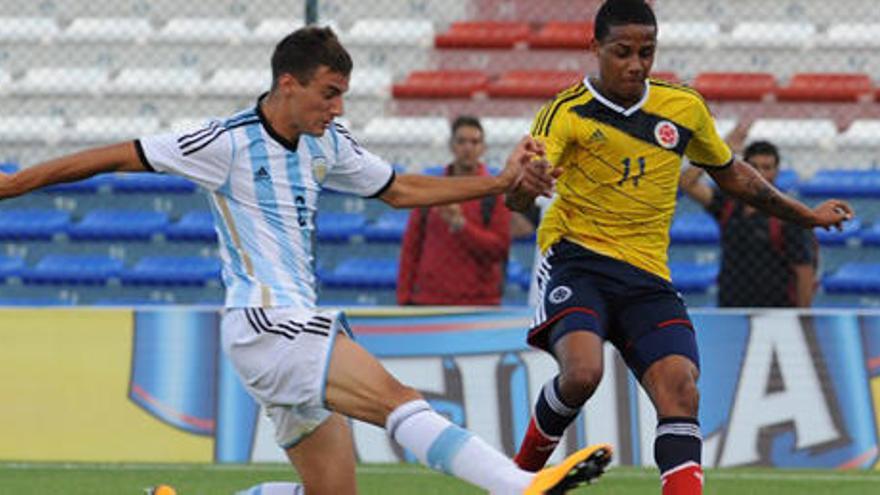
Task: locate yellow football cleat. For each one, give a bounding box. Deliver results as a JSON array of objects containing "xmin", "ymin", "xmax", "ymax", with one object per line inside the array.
[{"xmin": 524, "ymin": 443, "xmax": 613, "ymax": 494}]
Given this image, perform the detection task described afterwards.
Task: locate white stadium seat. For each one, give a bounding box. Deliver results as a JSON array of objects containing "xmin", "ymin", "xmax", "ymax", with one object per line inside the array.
[
  {"xmin": 246, "ymin": 19, "xmax": 305, "ymax": 44},
  {"xmin": 69, "ymin": 116, "xmax": 160, "ymax": 143},
  {"xmin": 361, "ymin": 117, "xmax": 449, "ymax": 146},
  {"xmin": 821, "ymin": 24, "xmax": 880, "ymax": 48},
  {"xmin": 348, "ymin": 69, "xmax": 392, "ymax": 98},
  {"xmin": 202, "ymin": 69, "xmax": 271, "ymax": 96},
  {"xmin": 481, "ymin": 117, "xmax": 532, "ymax": 146},
  {"xmin": 746, "ymin": 118, "xmax": 838, "ymax": 148},
  {"xmin": 724, "ymin": 22, "xmax": 816, "ymax": 48},
  {"xmin": 60, "ymin": 17, "xmax": 153, "ymax": 43},
  {"xmin": 344, "ymin": 19, "xmax": 434, "ymax": 47},
  {"xmin": 658, "ymin": 22, "xmax": 721, "ymax": 49},
  {"xmin": 106, "ymin": 68, "xmax": 202, "ymax": 96},
  {"xmin": 0, "ymin": 17, "xmax": 58, "ymax": 43},
  {"xmin": 0, "ymin": 116, "xmax": 65, "ymax": 143},
  {"xmin": 11, "ymin": 68, "xmax": 109, "ymax": 96},
  {"xmin": 154, "ymin": 18, "xmax": 249, "ymax": 44},
  {"xmin": 837, "ymin": 120, "xmax": 880, "ymax": 148}
]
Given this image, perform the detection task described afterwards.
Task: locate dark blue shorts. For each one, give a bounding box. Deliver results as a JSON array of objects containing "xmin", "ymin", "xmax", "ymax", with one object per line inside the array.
[{"xmin": 527, "ymin": 240, "xmax": 699, "ymax": 379}]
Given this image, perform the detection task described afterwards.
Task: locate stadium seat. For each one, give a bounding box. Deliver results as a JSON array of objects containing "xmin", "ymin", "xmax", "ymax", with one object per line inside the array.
[
  {"xmin": 361, "ymin": 117, "xmax": 450, "ymax": 145},
  {"xmin": 482, "ymin": 117, "xmax": 533, "ymax": 145},
  {"xmin": 506, "ymin": 258, "xmax": 531, "ymax": 292},
  {"xmin": 68, "ymin": 210, "xmax": 169, "ymax": 241},
  {"xmin": 0, "ymin": 116, "xmax": 65, "ymax": 144},
  {"xmin": 487, "ymin": 70, "xmax": 582, "ymax": 99},
  {"xmin": 60, "ymin": 17, "xmax": 153, "ymax": 43},
  {"xmin": 166, "ymin": 210, "xmax": 216, "ymax": 242},
  {"xmin": 0, "ymin": 163, "xmax": 18, "ymax": 174},
  {"xmin": 814, "ymin": 217, "xmax": 861, "ymax": 245},
  {"xmin": 822, "ymin": 262, "xmax": 880, "ymax": 293},
  {"xmin": 821, "ymin": 23, "xmax": 880, "ymax": 48},
  {"xmin": 837, "ymin": 120, "xmax": 880, "ymax": 148},
  {"xmin": 798, "ymin": 170, "xmax": 880, "ymax": 197},
  {"xmin": 657, "ymin": 22, "xmax": 720, "ymax": 48},
  {"xmin": 10, "ymin": 67, "xmax": 109, "ymax": 96},
  {"xmin": 39, "ymin": 174, "xmax": 112, "ymax": 194},
  {"xmin": 0, "ymin": 17, "xmax": 58, "ymax": 43},
  {"xmin": 0, "ymin": 209, "xmax": 70, "ymax": 240},
  {"xmin": 245, "ymin": 19, "xmax": 306, "ymax": 44},
  {"xmin": 107, "ymin": 68, "xmax": 202, "ymax": 96},
  {"xmin": 108, "ymin": 173, "xmax": 197, "ymax": 194},
  {"xmin": 746, "ymin": 119, "xmax": 838, "ymax": 148},
  {"xmin": 69, "ymin": 116, "xmax": 160, "ymax": 143},
  {"xmin": 202, "ymin": 68, "xmax": 271, "ymax": 96},
  {"xmin": 692, "ymin": 72, "xmax": 777, "ymax": 101},
  {"xmin": 774, "ymin": 169, "xmax": 800, "ymax": 193},
  {"xmin": 122, "ymin": 256, "xmax": 221, "ymax": 286},
  {"xmin": 363, "ymin": 210, "xmax": 410, "ymax": 242},
  {"xmin": 344, "ymin": 19, "xmax": 434, "ymax": 47},
  {"xmin": 392, "ymin": 70, "xmax": 490, "ymax": 98},
  {"xmin": 527, "ymin": 22, "xmax": 593, "ymax": 49},
  {"xmin": 435, "ymin": 21, "xmax": 531, "ymax": 49},
  {"xmin": 669, "ymin": 262, "xmax": 718, "ymax": 293},
  {"xmin": 22, "ymin": 254, "xmax": 123, "ymax": 285},
  {"xmin": 316, "ymin": 212, "xmax": 367, "ymax": 242},
  {"xmin": 349, "ymin": 69, "xmax": 392, "ymax": 99},
  {"xmin": 0, "ymin": 255, "xmax": 25, "ymax": 279},
  {"xmin": 724, "ymin": 22, "xmax": 816, "ymax": 48},
  {"xmin": 859, "ymin": 223, "xmax": 880, "ymax": 246},
  {"xmin": 776, "ymin": 73, "xmax": 873, "ymax": 102},
  {"xmin": 154, "ymin": 18, "xmax": 249, "ymax": 44},
  {"xmin": 670, "ymin": 212, "xmax": 720, "ymax": 244},
  {"xmin": 321, "ymin": 258, "xmax": 398, "ymax": 289}
]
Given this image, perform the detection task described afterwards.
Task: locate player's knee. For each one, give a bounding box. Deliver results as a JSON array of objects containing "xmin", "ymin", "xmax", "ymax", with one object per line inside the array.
[
  {"xmin": 560, "ymin": 363, "xmax": 603, "ymax": 404},
  {"xmin": 657, "ymin": 373, "xmax": 699, "ymax": 416}
]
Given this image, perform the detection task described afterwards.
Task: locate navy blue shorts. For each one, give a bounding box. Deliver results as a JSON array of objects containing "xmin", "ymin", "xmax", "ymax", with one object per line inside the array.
[{"xmin": 528, "ymin": 240, "xmax": 699, "ymax": 379}]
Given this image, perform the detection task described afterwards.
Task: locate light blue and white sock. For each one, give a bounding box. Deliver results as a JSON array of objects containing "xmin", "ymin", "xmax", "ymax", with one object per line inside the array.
[
  {"xmin": 235, "ymin": 481, "xmax": 304, "ymax": 495},
  {"xmin": 386, "ymin": 399, "xmax": 533, "ymax": 494}
]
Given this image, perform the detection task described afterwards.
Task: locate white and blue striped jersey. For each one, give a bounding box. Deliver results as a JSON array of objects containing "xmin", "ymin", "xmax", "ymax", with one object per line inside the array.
[{"xmin": 136, "ymin": 98, "xmax": 394, "ymax": 308}]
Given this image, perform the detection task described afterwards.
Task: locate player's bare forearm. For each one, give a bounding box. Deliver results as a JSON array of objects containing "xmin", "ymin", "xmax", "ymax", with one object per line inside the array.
[
  {"xmin": 380, "ymin": 173, "xmax": 508, "ymax": 209},
  {"xmin": 708, "ymin": 160, "xmax": 815, "ymax": 226},
  {"xmin": 0, "ymin": 142, "xmax": 147, "ymax": 199}
]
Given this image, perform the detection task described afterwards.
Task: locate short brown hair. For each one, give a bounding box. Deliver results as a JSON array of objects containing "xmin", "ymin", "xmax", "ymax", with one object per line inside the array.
[{"xmin": 271, "ymin": 26, "xmax": 353, "ymax": 87}]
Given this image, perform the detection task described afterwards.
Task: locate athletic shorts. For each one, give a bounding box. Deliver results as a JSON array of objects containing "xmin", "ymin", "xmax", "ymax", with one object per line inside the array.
[
  {"xmin": 221, "ymin": 307, "xmax": 353, "ymax": 449},
  {"xmin": 528, "ymin": 239, "xmax": 699, "ymax": 379}
]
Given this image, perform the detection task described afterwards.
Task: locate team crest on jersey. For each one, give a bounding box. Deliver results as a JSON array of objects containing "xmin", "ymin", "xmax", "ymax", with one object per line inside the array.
[
  {"xmin": 548, "ymin": 285, "xmax": 573, "ymax": 304},
  {"xmin": 312, "ymin": 157, "xmax": 328, "ymax": 183},
  {"xmin": 654, "ymin": 120, "xmax": 679, "ymax": 149}
]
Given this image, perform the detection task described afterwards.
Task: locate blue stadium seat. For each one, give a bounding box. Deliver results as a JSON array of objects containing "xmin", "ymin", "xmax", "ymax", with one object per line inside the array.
[
  {"xmin": 0, "ymin": 162, "xmax": 19, "ymax": 174},
  {"xmin": 0, "ymin": 209, "xmax": 70, "ymax": 240},
  {"xmin": 814, "ymin": 217, "xmax": 861, "ymax": 246},
  {"xmin": 422, "ymin": 165, "xmax": 447, "ymax": 176},
  {"xmin": 69, "ymin": 210, "xmax": 169, "ymax": 241},
  {"xmin": 0, "ymin": 297, "xmax": 73, "ymax": 306},
  {"xmin": 799, "ymin": 170, "xmax": 880, "ymax": 198},
  {"xmin": 822, "ymin": 262, "xmax": 880, "ymax": 293},
  {"xmin": 108, "ymin": 173, "xmax": 197, "ymax": 194},
  {"xmin": 859, "ymin": 222, "xmax": 880, "ymax": 246},
  {"xmin": 166, "ymin": 210, "xmax": 216, "ymax": 242},
  {"xmin": 122, "ymin": 256, "xmax": 221, "ymax": 286},
  {"xmin": 774, "ymin": 169, "xmax": 799, "ymax": 193},
  {"xmin": 0, "ymin": 255, "xmax": 24, "ymax": 279},
  {"xmin": 669, "ymin": 262, "xmax": 718, "ymax": 293},
  {"xmin": 22, "ymin": 254, "xmax": 123, "ymax": 285},
  {"xmin": 321, "ymin": 258, "xmax": 398, "ymax": 289},
  {"xmin": 364, "ymin": 210, "xmax": 410, "ymax": 242},
  {"xmin": 670, "ymin": 212, "xmax": 720, "ymax": 244},
  {"xmin": 506, "ymin": 258, "xmax": 531, "ymax": 291},
  {"xmin": 317, "ymin": 212, "xmax": 367, "ymax": 242},
  {"xmin": 39, "ymin": 174, "xmax": 112, "ymax": 194}
]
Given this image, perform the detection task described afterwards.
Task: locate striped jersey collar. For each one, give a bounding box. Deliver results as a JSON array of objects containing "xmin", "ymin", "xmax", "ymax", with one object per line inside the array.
[
  {"xmin": 583, "ymin": 76, "xmax": 650, "ymax": 117},
  {"xmin": 255, "ymin": 92, "xmax": 299, "ymax": 152}
]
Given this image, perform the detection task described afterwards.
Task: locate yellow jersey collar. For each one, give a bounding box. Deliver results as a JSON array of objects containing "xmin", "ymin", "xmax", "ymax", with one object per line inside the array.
[{"xmin": 583, "ymin": 76, "xmax": 649, "ymax": 117}]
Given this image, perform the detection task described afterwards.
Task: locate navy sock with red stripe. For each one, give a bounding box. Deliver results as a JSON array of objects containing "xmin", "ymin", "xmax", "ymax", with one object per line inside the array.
[{"xmin": 514, "ymin": 376, "xmax": 581, "ymax": 471}]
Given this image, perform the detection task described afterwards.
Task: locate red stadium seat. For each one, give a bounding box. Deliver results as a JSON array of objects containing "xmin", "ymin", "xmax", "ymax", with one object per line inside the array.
[
  {"xmin": 528, "ymin": 22, "xmax": 594, "ymax": 49},
  {"xmin": 692, "ymin": 72, "xmax": 777, "ymax": 101},
  {"xmin": 435, "ymin": 22, "xmax": 531, "ymax": 49},
  {"xmin": 650, "ymin": 71, "xmax": 680, "ymax": 84},
  {"xmin": 776, "ymin": 73, "xmax": 873, "ymax": 102},
  {"xmin": 392, "ymin": 70, "xmax": 490, "ymax": 99},
  {"xmin": 487, "ymin": 70, "xmax": 582, "ymax": 99}
]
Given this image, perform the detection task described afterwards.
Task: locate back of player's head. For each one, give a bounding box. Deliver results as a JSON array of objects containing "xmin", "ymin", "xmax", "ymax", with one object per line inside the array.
[
  {"xmin": 743, "ymin": 140, "xmax": 780, "ymax": 167},
  {"xmin": 594, "ymin": 0, "xmax": 657, "ymax": 43},
  {"xmin": 271, "ymin": 26, "xmax": 352, "ymax": 87},
  {"xmin": 451, "ymin": 115, "xmax": 484, "ymax": 136}
]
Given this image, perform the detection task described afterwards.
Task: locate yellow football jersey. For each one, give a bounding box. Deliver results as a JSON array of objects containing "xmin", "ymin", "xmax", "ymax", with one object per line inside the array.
[{"xmin": 532, "ymin": 77, "xmax": 732, "ymax": 280}]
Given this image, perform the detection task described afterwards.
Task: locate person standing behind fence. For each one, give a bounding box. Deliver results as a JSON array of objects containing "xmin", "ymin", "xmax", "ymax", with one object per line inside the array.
[
  {"xmin": 397, "ymin": 116, "xmax": 512, "ymax": 306},
  {"xmin": 679, "ymin": 139, "xmax": 819, "ymax": 307}
]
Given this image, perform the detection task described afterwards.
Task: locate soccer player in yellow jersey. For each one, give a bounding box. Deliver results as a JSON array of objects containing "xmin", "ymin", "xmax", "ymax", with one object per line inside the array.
[{"xmin": 507, "ymin": 1, "xmax": 854, "ymax": 494}]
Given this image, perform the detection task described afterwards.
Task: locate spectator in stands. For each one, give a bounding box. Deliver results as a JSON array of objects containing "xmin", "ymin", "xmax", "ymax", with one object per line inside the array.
[
  {"xmin": 504, "ymin": 2, "xmax": 852, "ymax": 495},
  {"xmin": 680, "ymin": 138, "xmax": 818, "ymax": 307},
  {"xmin": 0, "ymin": 26, "xmax": 609, "ymax": 495},
  {"xmin": 397, "ymin": 116, "xmax": 512, "ymax": 306}
]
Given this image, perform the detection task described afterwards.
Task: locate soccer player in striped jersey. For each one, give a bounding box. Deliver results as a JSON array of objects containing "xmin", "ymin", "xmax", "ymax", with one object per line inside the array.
[
  {"xmin": 506, "ymin": 1, "xmax": 853, "ymax": 494},
  {"xmin": 0, "ymin": 26, "xmax": 612, "ymax": 494}
]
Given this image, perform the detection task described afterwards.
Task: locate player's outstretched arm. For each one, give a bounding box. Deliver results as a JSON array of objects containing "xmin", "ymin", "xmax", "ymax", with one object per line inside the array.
[
  {"xmin": 0, "ymin": 142, "xmax": 148, "ymax": 200},
  {"xmin": 380, "ymin": 136, "xmax": 548, "ymax": 209},
  {"xmin": 707, "ymin": 158, "xmax": 854, "ymax": 230}
]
